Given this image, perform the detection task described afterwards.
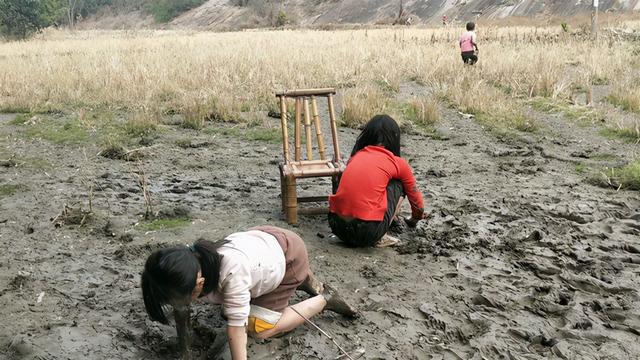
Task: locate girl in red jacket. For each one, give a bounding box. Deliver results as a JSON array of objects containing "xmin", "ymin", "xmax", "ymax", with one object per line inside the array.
[{"xmin": 328, "ymin": 115, "xmax": 427, "ymax": 247}]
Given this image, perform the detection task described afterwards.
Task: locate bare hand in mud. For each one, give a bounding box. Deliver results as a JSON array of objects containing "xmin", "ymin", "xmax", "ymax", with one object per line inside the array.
[
  {"xmin": 174, "ymin": 306, "xmax": 193, "ymax": 360},
  {"xmin": 404, "ymin": 212, "xmax": 430, "ymax": 227}
]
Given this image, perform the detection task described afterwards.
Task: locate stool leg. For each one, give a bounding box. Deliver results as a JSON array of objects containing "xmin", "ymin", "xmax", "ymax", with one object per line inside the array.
[
  {"xmin": 331, "ymin": 174, "xmax": 341, "ymax": 194},
  {"xmin": 280, "ymin": 168, "xmax": 287, "ymax": 215},
  {"xmin": 285, "ymin": 175, "xmax": 298, "ymax": 224}
]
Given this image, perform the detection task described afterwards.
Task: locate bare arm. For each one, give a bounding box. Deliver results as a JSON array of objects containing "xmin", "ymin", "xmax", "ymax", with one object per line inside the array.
[
  {"xmin": 227, "ymin": 325, "xmax": 248, "ymax": 360},
  {"xmin": 174, "ymin": 306, "xmax": 193, "ymax": 360},
  {"xmin": 221, "ymin": 253, "xmax": 251, "ymax": 359},
  {"xmin": 396, "ymin": 158, "xmax": 425, "ymax": 221}
]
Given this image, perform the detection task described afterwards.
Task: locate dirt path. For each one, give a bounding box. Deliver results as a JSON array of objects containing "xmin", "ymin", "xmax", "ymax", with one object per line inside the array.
[{"xmin": 1, "ymin": 89, "xmax": 639, "ymax": 359}]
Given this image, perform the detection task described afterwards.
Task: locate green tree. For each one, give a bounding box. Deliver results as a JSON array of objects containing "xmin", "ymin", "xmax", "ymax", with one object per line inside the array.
[
  {"xmin": 148, "ymin": 0, "xmax": 206, "ymax": 23},
  {"xmin": 275, "ymin": 9, "xmax": 287, "ymax": 27},
  {"xmin": 0, "ymin": 0, "xmax": 62, "ymax": 39}
]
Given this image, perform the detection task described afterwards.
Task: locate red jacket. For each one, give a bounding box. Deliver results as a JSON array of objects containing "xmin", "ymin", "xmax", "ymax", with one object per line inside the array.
[{"xmin": 329, "ymin": 146, "xmax": 424, "ymax": 221}]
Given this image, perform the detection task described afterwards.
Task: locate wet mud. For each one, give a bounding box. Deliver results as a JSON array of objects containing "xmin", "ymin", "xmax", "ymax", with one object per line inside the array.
[{"xmin": 1, "ymin": 87, "xmax": 639, "ymax": 359}]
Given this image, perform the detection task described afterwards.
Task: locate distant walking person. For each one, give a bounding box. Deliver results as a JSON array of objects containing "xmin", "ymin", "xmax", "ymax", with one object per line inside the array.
[{"xmin": 460, "ymin": 22, "xmax": 479, "ymax": 65}]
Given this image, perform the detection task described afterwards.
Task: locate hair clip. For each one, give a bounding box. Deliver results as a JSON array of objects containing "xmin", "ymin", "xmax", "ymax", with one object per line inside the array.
[{"xmin": 187, "ymin": 245, "xmax": 196, "ymax": 253}]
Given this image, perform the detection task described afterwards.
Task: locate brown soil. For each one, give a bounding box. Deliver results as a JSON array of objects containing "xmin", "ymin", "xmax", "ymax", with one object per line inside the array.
[{"xmin": 1, "ymin": 84, "xmax": 639, "ymax": 360}]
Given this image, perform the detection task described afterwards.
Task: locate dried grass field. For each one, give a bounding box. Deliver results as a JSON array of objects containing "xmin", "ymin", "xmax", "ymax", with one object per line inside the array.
[{"xmin": 0, "ymin": 23, "xmax": 637, "ymax": 131}]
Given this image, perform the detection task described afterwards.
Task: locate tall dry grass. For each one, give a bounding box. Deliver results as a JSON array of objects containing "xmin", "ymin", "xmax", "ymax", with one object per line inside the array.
[{"xmin": 0, "ymin": 22, "xmax": 639, "ymax": 133}]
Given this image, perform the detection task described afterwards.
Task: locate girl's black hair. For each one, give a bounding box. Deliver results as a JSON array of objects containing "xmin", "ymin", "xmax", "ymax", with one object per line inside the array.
[
  {"xmin": 351, "ymin": 114, "xmax": 401, "ymax": 157},
  {"xmin": 466, "ymin": 22, "xmax": 475, "ymax": 31},
  {"xmin": 141, "ymin": 239, "xmax": 225, "ymax": 324}
]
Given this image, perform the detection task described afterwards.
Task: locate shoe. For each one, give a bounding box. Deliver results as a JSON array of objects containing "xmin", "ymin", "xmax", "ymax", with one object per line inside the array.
[{"xmin": 376, "ymin": 234, "xmax": 400, "ymax": 248}]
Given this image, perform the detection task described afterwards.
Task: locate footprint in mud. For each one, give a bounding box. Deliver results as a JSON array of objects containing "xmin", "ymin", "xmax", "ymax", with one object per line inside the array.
[
  {"xmin": 581, "ymin": 295, "xmax": 640, "ymax": 336},
  {"xmin": 524, "ymin": 286, "xmax": 575, "ymax": 318},
  {"xmin": 8, "ymin": 334, "xmax": 37, "ymax": 358},
  {"xmin": 528, "ymin": 334, "xmax": 559, "ymax": 352},
  {"xmin": 114, "ymin": 241, "xmax": 168, "ymax": 261},
  {"xmin": 498, "ymin": 229, "xmax": 544, "ymax": 256},
  {"xmin": 544, "ymin": 204, "xmax": 595, "ymax": 224},
  {"xmin": 7, "ymin": 334, "xmax": 59, "ymax": 360},
  {"xmin": 515, "ymin": 259, "xmax": 561, "ymax": 277},
  {"xmin": 560, "ymin": 273, "xmax": 636, "ymax": 295},
  {"xmin": 572, "ymin": 319, "xmax": 593, "ymax": 330},
  {"xmin": 471, "ymin": 293, "xmax": 506, "ymax": 310},
  {"xmin": 418, "ymin": 303, "xmax": 471, "ymax": 345}
]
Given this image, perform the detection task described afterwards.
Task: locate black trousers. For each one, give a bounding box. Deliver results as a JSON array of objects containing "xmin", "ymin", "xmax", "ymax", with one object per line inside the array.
[
  {"xmin": 461, "ymin": 51, "xmax": 478, "ymax": 65},
  {"xmin": 328, "ymin": 180, "xmax": 405, "ymax": 247}
]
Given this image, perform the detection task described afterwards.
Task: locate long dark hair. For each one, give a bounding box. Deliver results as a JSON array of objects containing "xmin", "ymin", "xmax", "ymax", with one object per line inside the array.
[
  {"xmin": 351, "ymin": 114, "xmax": 401, "ymax": 157},
  {"xmin": 141, "ymin": 239, "xmax": 225, "ymax": 324}
]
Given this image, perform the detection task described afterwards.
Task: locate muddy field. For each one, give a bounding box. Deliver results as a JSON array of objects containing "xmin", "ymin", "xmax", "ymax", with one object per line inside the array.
[{"xmin": 1, "ymin": 85, "xmax": 639, "ymax": 360}]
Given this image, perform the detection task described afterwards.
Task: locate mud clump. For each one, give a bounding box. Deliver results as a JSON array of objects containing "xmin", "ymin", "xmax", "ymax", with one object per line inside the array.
[
  {"xmin": 396, "ymin": 214, "xmax": 471, "ymax": 256},
  {"xmin": 51, "ymin": 204, "xmax": 93, "ymax": 227},
  {"xmin": 396, "ymin": 237, "xmax": 433, "ymax": 255},
  {"xmin": 99, "ymin": 144, "xmax": 145, "ymax": 161},
  {"xmin": 359, "ymin": 265, "xmax": 377, "ymax": 279},
  {"xmin": 175, "ymin": 139, "xmax": 213, "ymax": 149},
  {"xmin": 156, "ymin": 205, "xmax": 191, "ymax": 219},
  {"xmin": 4, "ymin": 271, "xmax": 32, "ymax": 293},
  {"xmin": 99, "ymin": 144, "xmax": 126, "ymax": 160},
  {"xmin": 1, "ymin": 158, "xmax": 18, "ymax": 167},
  {"xmin": 398, "ymin": 213, "xmax": 472, "ymax": 256}
]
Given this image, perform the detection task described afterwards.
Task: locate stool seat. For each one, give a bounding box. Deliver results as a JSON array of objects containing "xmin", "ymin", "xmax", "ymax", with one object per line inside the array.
[{"xmin": 281, "ymin": 160, "xmax": 345, "ymax": 178}]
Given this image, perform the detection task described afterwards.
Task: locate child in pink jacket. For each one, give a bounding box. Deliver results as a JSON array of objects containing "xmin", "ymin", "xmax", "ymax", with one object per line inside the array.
[{"xmin": 460, "ymin": 22, "xmax": 479, "ymax": 65}]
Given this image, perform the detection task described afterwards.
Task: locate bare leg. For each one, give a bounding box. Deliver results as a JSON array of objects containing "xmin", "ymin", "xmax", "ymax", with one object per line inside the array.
[
  {"xmin": 392, "ymin": 196, "xmax": 405, "ymax": 221},
  {"xmin": 377, "ymin": 197, "xmax": 404, "ymax": 248},
  {"xmin": 174, "ymin": 306, "xmax": 193, "ymax": 360},
  {"xmin": 256, "ymin": 295, "xmax": 327, "ymax": 339}
]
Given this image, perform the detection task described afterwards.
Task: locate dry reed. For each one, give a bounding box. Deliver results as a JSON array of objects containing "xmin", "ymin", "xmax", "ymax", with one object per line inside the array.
[{"xmin": 0, "ymin": 22, "xmax": 639, "ymax": 134}]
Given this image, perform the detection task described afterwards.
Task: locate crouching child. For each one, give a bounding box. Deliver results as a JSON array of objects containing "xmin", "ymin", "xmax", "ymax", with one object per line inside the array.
[{"xmin": 141, "ymin": 226, "xmax": 357, "ymax": 360}]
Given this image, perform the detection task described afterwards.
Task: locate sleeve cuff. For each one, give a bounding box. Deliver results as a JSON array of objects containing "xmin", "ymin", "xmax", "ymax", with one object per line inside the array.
[
  {"xmin": 224, "ymin": 305, "xmax": 250, "ymax": 327},
  {"xmin": 226, "ymin": 317, "xmax": 248, "ymax": 327}
]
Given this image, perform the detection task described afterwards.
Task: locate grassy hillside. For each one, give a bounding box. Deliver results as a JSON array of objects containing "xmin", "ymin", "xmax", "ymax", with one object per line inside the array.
[
  {"xmin": 79, "ymin": 0, "xmax": 640, "ymax": 31},
  {"xmin": 54, "ymin": 0, "xmax": 206, "ymax": 24}
]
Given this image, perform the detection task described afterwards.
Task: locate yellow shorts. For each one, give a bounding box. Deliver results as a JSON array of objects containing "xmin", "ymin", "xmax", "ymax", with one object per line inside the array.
[{"xmin": 247, "ymin": 305, "xmax": 282, "ymax": 335}]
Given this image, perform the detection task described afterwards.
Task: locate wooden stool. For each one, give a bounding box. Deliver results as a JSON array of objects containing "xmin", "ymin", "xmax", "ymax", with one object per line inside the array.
[{"xmin": 275, "ymin": 88, "xmax": 344, "ymax": 225}]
